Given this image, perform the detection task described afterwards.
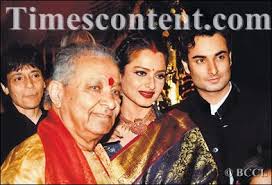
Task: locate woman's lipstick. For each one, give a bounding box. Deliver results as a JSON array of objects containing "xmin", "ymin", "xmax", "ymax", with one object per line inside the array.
[{"xmin": 138, "ymin": 91, "xmax": 155, "ymax": 99}]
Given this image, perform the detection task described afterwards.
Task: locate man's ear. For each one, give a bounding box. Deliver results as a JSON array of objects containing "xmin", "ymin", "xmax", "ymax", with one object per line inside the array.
[
  {"xmin": 47, "ymin": 80, "xmax": 64, "ymax": 108},
  {"xmin": 1, "ymin": 83, "xmax": 9, "ymax": 95},
  {"xmin": 229, "ymin": 52, "xmax": 232, "ymax": 66},
  {"xmin": 43, "ymin": 81, "xmax": 46, "ymax": 89},
  {"xmin": 181, "ymin": 60, "xmax": 190, "ymax": 74}
]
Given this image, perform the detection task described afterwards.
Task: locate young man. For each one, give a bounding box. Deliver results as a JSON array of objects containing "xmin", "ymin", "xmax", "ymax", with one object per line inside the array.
[
  {"xmin": 175, "ymin": 29, "xmax": 270, "ymax": 184},
  {"xmin": 1, "ymin": 45, "xmax": 46, "ymax": 164}
]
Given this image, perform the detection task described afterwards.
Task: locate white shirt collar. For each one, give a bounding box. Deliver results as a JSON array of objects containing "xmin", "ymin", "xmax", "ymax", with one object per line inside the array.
[{"xmin": 210, "ymin": 82, "xmax": 232, "ymax": 115}]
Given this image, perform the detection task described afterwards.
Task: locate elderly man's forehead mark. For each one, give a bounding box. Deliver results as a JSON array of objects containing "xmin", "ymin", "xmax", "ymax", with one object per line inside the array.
[{"xmin": 108, "ymin": 77, "xmax": 114, "ymax": 86}]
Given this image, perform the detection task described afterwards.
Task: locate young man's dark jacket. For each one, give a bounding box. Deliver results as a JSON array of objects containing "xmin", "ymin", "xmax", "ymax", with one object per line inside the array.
[
  {"xmin": 1, "ymin": 99, "xmax": 47, "ymax": 164},
  {"xmin": 170, "ymin": 83, "xmax": 270, "ymax": 184}
]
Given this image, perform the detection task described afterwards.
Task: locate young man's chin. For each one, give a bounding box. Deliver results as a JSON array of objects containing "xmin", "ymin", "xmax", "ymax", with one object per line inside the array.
[{"xmin": 22, "ymin": 104, "xmax": 41, "ymax": 110}]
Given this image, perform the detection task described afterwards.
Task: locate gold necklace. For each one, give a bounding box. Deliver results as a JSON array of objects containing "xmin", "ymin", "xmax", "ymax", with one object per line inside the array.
[{"xmin": 119, "ymin": 109, "xmax": 156, "ymax": 135}]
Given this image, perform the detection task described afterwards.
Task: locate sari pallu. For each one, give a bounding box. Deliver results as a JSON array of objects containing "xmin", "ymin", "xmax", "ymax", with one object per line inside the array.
[{"xmin": 110, "ymin": 109, "xmax": 218, "ymax": 184}]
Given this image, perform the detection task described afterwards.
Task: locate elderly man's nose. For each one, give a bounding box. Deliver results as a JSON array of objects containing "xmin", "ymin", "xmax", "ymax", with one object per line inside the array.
[{"xmin": 100, "ymin": 94, "xmax": 116, "ymax": 110}]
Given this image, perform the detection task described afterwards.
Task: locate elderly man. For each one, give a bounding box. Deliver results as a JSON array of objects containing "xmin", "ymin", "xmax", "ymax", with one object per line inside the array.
[
  {"xmin": 1, "ymin": 44, "xmax": 121, "ymax": 184},
  {"xmin": 1, "ymin": 45, "xmax": 46, "ymax": 164}
]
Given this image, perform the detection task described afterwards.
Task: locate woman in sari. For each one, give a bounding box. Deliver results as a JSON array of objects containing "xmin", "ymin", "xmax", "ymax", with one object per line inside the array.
[{"xmin": 103, "ymin": 32, "xmax": 218, "ymax": 184}]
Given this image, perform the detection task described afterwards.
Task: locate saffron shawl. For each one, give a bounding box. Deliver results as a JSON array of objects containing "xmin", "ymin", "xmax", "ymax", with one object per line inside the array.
[{"xmin": 38, "ymin": 110, "xmax": 96, "ymax": 184}]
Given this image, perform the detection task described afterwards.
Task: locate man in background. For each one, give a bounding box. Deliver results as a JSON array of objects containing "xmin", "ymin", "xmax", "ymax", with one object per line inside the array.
[{"xmin": 1, "ymin": 45, "xmax": 46, "ymax": 164}]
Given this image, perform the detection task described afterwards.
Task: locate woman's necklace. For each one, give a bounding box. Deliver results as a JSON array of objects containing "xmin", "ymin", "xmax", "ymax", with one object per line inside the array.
[{"xmin": 119, "ymin": 109, "xmax": 156, "ymax": 135}]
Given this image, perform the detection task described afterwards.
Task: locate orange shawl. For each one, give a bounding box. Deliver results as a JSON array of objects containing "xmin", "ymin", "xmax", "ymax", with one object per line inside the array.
[{"xmin": 38, "ymin": 110, "xmax": 96, "ymax": 184}]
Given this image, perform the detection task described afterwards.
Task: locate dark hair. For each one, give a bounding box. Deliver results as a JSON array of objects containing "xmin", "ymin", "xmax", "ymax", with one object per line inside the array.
[
  {"xmin": 179, "ymin": 28, "xmax": 232, "ymax": 62},
  {"xmin": 115, "ymin": 32, "xmax": 168, "ymax": 74},
  {"xmin": 1, "ymin": 45, "xmax": 44, "ymax": 86}
]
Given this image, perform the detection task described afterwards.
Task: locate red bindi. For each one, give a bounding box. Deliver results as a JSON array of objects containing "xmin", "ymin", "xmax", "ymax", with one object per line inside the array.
[{"xmin": 108, "ymin": 77, "xmax": 114, "ymax": 86}]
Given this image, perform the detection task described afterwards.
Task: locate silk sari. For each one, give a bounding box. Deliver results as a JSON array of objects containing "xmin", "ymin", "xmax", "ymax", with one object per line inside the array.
[{"xmin": 106, "ymin": 109, "xmax": 218, "ymax": 184}]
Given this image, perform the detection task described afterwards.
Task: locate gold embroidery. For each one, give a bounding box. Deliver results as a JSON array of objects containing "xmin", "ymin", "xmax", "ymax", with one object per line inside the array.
[
  {"xmin": 1, "ymin": 134, "xmax": 45, "ymax": 184},
  {"xmin": 111, "ymin": 109, "xmax": 194, "ymax": 183},
  {"xmin": 111, "ymin": 109, "xmax": 218, "ymax": 184},
  {"xmin": 1, "ymin": 136, "xmax": 123, "ymax": 184},
  {"xmin": 166, "ymin": 128, "xmax": 218, "ymax": 184}
]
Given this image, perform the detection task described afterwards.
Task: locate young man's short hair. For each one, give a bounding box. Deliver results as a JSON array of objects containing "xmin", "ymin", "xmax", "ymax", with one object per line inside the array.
[{"xmin": 178, "ymin": 17, "xmax": 232, "ymax": 62}]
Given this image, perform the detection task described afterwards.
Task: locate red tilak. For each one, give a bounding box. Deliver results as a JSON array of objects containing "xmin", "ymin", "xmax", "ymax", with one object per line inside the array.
[{"xmin": 108, "ymin": 77, "xmax": 114, "ymax": 86}]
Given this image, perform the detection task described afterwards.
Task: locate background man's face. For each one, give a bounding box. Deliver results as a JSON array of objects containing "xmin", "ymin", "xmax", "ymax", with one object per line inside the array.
[
  {"xmin": 60, "ymin": 54, "xmax": 121, "ymax": 140},
  {"xmin": 186, "ymin": 33, "xmax": 232, "ymax": 94},
  {"xmin": 4, "ymin": 65, "xmax": 45, "ymax": 111}
]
